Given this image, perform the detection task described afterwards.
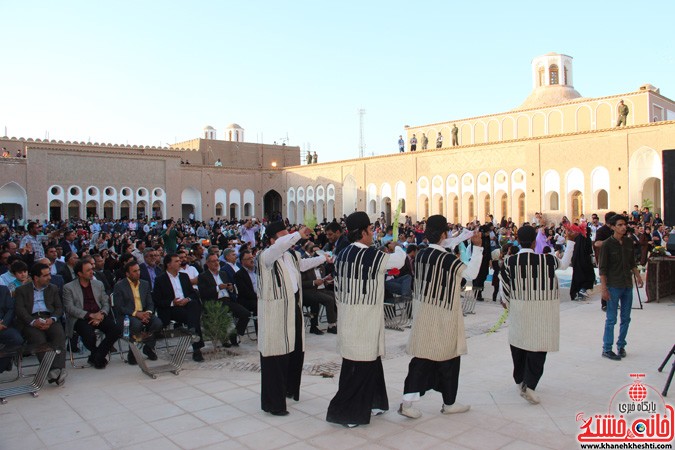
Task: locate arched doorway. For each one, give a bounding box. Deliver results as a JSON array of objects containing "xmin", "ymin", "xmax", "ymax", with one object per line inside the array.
[
  {"xmin": 136, "ymin": 201, "xmax": 147, "ymax": 219},
  {"xmin": 120, "ymin": 200, "xmax": 131, "ymax": 219},
  {"xmin": 181, "ymin": 187, "xmax": 202, "ymax": 221},
  {"xmin": 517, "ymin": 192, "xmax": 526, "ymax": 225},
  {"xmin": 152, "ymin": 200, "xmax": 163, "ymax": 219},
  {"xmin": 68, "ymin": 200, "xmax": 81, "ymax": 219},
  {"xmin": 104, "ymin": 200, "xmax": 115, "ymax": 219},
  {"xmin": 263, "ymin": 190, "xmax": 282, "ymax": 221},
  {"xmin": 50, "ymin": 200, "xmax": 62, "ymax": 222},
  {"xmin": 0, "ymin": 182, "xmax": 26, "ymax": 220},
  {"xmin": 86, "ymin": 200, "xmax": 98, "ymax": 219},
  {"xmin": 342, "ymin": 175, "xmax": 358, "ymax": 216},
  {"xmin": 381, "ymin": 197, "xmax": 392, "ymax": 225},
  {"xmin": 215, "ymin": 202, "xmax": 224, "ymax": 217},
  {"xmin": 642, "ymin": 178, "xmax": 661, "ymax": 214},
  {"xmin": 570, "ymin": 191, "xmax": 583, "ymax": 221}
]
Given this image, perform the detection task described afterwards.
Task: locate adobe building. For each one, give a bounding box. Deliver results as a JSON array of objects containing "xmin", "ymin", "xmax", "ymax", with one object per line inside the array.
[{"xmin": 1, "ymin": 53, "xmax": 674, "ymax": 225}]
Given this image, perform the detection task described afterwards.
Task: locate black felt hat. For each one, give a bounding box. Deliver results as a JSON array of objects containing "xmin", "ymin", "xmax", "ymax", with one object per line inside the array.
[
  {"xmin": 265, "ymin": 221, "xmax": 286, "ymax": 239},
  {"xmin": 425, "ymin": 215, "xmax": 449, "ymax": 235},
  {"xmin": 517, "ymin": 225, "xmax": 537, "ymax": 243},
  {"xmin": 345, "ymin": 211, "xmax": 370, "ymax": 232}
]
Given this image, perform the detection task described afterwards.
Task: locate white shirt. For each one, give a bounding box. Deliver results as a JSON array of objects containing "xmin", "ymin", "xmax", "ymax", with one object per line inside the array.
[
  {"xmin": 167, "ymin": 272, "xmax": 185, "ymax": 305},
  {"xmin": 262, "ymin": 232, "xmax": 325, "ymax": 293},
  {"xmin": 209, "ymin": 270, "xmax": 229, "ymax": 298},
  {"xmin": 180, "ymin": 265, "xmax": 200, "ymax": 290}
]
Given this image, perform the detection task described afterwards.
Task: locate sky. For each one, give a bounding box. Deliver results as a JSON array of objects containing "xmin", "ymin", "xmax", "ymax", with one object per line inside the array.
[{"xmin": 1, "ymin": 1, "xmax": 674, "ymax": 163}]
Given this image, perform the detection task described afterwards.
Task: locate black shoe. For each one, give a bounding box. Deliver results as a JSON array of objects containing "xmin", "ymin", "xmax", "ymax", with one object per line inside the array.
[
  {"xmin": 127, "ymin": 350, "xmax": 137, "ymax": 365},
  {"xmin": 94, "ymin": 358, "xmax": 108, "ymax": 369},
  {"xmin": 143, "ymin": 346, "xmax": 158, "ymax": 361},
  {"xmin": 269, "ymin": 410, "xmax": 289, "ymax": 416},
  {"xmin": 602, "ymin": 351, "xmax": 621, "ymax": 361},
  {"xmin": 192, "ymin": 349, "xmax": 204, "ymax": 362},
  {"xmin": 310, "ymin": 326, "xmax": 324, "ymax": 335},
  {"xmin": 327, "ymin": 326, "xmax": 337, "ymax": 334},
  {"xmin": 618, "ymin": 348, "xmax": 626, "ymax": 358},
  {"xmin": 229, "ymin": 336, "xmax": 240, "ymax": 347},
  {"xmin": 601, "ymin": 300, "xmax": 607, "ymax": 312}
]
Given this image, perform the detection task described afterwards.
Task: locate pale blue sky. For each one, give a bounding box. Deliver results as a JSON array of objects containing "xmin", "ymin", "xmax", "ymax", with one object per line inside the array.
[{"xmin": 1, "ymin": 1, "xmax": 673, "ymax": 162}]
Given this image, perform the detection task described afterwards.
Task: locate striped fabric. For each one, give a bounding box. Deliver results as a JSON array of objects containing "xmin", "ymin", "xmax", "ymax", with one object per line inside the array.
[
  {"xmin": 500, "ymin": 251, "xmax": 561, "ymax": 352},
  {"xmin": 256, "ymin": 249, "xmax": 304, "ymax": 357},
  {"xmin": 334, "ymin": 244, "xmax": 389, "ymax": 361},
  {"xmin": 407, "ymin": 247, "xmax": 468, "ymax": 361}
]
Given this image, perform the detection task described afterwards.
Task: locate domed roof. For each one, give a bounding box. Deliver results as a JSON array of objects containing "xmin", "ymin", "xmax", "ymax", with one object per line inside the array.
[
  {"xmin": 226, "ymin": 123, "xmax": 243, "ymax": 129},
  {"xmin": 515, "ymin": 85, "xmax": 583, "ymax": 110},
  {"xmin": 204, "ymin": 125, "xmax": 215, "ymax": 130}
]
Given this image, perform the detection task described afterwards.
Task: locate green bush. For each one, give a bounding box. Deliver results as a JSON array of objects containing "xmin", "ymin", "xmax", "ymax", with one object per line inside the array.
[{"xmin": 202, "ymin": 301, "xmax": 235, "ymax": 349}]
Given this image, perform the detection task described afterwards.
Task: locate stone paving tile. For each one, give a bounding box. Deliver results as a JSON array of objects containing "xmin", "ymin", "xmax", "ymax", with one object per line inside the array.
[{"xmin": 1, "ymin": 288, "xmax": 672, "ymax": 449}]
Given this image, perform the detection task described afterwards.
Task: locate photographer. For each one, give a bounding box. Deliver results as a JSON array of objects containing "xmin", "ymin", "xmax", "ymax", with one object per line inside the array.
[{"xmin": 161, "ymin": 220, "xmax": 182, "ymax": 253}]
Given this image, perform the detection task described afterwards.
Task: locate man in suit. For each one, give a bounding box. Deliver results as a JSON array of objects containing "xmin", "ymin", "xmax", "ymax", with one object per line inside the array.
[
  {"xmin": 59, "ymin": 229, "xmax": 80, "ymax": 257},
  {"xmin": 139, "ymin": 248, "xmax": 162, "ymax": 290},
  {"xmin": 14, "ymin": 263, "xmax": 67, "ymax": 385},
  {"xmin": 324, "ymin": 220, "xmax": 349, "ymax": 258},
  {"xmin": 59, "ymin": 251, "xmax": 79, "ymax": 284},
  {"xmin": 113, "ymin": 261, "xmax": 163, "ymax": 364},
  {"xmin": 198, "ymin": 253, "xmax": 251, "ymax": 346},
  {"xmin": 63, "ymin": 260, "xmax": 120, "ymax": 369},
  {"xmin": 234, "ymin": 250, "xmax": 258, "ymax": 317},
  {"xmin": 220, "ymin": 249, "xmax": 239, "ymax": 301},
  {"xmin": 0, "ymin": 285, "xmax": 23, "ymax": 372},
  {"xmin": 92, "ymin": 254, "xmax": 113, "ymax": 295},
  {"xmin": 45, "ymin": 245, "xmax": 67, "ymax": 277},
  {"xmin": 152, "ymin": 254, "xmax": 204, "ymax": 362},
  {"xmin": 300, "ymin": 245, "xmax": 337, "ymax": 335}
]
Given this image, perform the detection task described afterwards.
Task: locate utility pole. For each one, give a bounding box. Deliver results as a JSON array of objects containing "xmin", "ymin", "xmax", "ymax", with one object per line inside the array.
[{"xmin": 358, "ymin": 108, "xmax": 366, "ymax": 158}]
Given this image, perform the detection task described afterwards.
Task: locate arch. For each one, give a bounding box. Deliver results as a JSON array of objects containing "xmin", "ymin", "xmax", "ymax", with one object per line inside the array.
[
  {"xmin": 287, "ymin": 200, "xmax": 296, "ymax": 223},
  {"xmin": 447, "ymin": 194, "xmax": 459, "ymax": 224},
  {"xmin": 460, "ymin": 123, "xmax": 472, "ymax": 145},
  {"xmin": 516, "ymin": 115, "xmax": 530, "ymax": 139},
  {"xmin": 316, "ymin": 199, "xmax": 325, "ymax": 223},
  {"xmin": 215, "ymin": 202, "xmax": 224, "ymax": 217},
  {"xmin": 512, "ymin": 190, "xmax": 526, "ymax": 225},
  {"xmin": 182, "ymin": 187, "xmax": 202, "ymax": 221},
  {"xmin": 214, "ymin": 189, "xmax": 227, "ymax": 214},
  {"xmin": 569, "ymin": 191, "xmax": 584, "ymax": 221},
  {"xmin": 501, "ymin": 116, "xmax": 515, "ymax": 141},
  {"xmin": 380, "ymin": 182, "xmax": 392, "ymax": 203},
  {"xmin": 297, "ymin": 200, "xmax": 305, "ymax": 225},
  {"xmin": 575, "ymin": 105, "xmax": 592, "ymax": 132},
  {"xmin": 327, "ymin": 199, "xmax": 335, "ymax": 221},
  {"xmin": 462, "ymin": 193, "xmax": 475, "ymax": 224},
  {"xmin": 306, "ymin": 186, "xmax": 315, "ymax": 203},
  {"xmin": 0, "ymin": 182, "xmax": 26, "ymax": 221},
  {"xmin": 566, "ymin": 168, "xmax": 584, "ymax": 194},
  {"xmin": 446, "ymin": 174, "xmax": 459, "ymax": 195},
  {"xmin": 549, "ymin": 64, "xmax": 559, "ymax": 85},
  {"xmin": 591, "ymin": 166, "xmax": 610, "ymax": 210},
  {"xmin": 473, "ymin": 122, "xmax": 486, "ymax": 144},
  {"xmin": 395, "ymin": 181, "xmax": 406, "ymax": 213},
  {"xmin": 49, "ymin": 199, "xmax": 63, "ymax": 222},
  {"xmin": 629, "ymin": 147, "xmax": 662, "ymax": 213},
  {"xmin": 229, "ymin": 189, "xmax": 241, "ymax": 220},
  {"xmin": 367, "ymin": 183, "xmax": 378, "ymax": 215},
  {"xmin": 511, "ymin": 169, "xmax": 527, "ymax": 194},
  {"xmin": 487, "ymin": 119, "xmax": 500, "ymax": 142},
  {"xmin": 595, "ymin": 102, "xmax": 613, "ymax": 130},
  {"xmin": 542, "ymin": 169, "xmax": 561, "ymax": 211},
  {"xmin": 243, "ymin": 189, "xmax": 255, "ymax": 217},
  {"xmin": 136, "ymin": 200, "xmax": 148, "ymax": 219},
  {"xmin": 342, "ymin": 175, "xmax": 357, "ymax": 216},
  {"xmin": 103, "ymin": 200, "xmax": 115, "ymax": 219},
  {"xmin": 381, "ymin": 197, "xmax": 392, "ymax": 225},
  {"xmin": 86, "ymin": 200, "xmax": 99, "ymax": 219},
  {"xmin": 478, "ymin": 192, "xmax": 491, "ymax": 220},
  {"xmin": 432, "ymin": 193, "xmax": 444, "ymax": 215},
  {"xmin": 495, "ymin": 191, "xmax": 508, "ymax": 220},
  {"xmin": 263, "ymin": 190, "xmax": 283, "ymax": 221},
  {"xmin": 151, "ymin": 200, "xmax": 163, "ymax": 219},
  {"xmin": 418, "ymin": 194, "xmax": 429, "ymax": 220},
  {"xmin": 120, "ymin": 200, "xmax": 131, "ymax": 220},
  {"xmin": 532, "ymin": 112, "xmax": 546, "ymax": 137},
  {"xmin": 547, "ymin": 110, "xmax": 563, "ymax": 135},
  {"xmin": 493, "ymin": 170, "xmax": 508, "ymax": 196},
  {"xmin": 68, "ymin": 200, "xmax": 82, "ymax": 219}
]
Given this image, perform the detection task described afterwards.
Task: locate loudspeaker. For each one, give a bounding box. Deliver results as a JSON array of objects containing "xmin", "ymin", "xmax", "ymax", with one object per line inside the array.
[{"xmin": 663, "ymin": 150, "xmax": 675, "ymax": 224}]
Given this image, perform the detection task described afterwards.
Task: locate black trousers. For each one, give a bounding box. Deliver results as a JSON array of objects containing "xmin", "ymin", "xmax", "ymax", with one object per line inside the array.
[
  {"xmin": 302, "ymin": 289, "xmax": 337, "ymax": 325},
  {"xmin": 326, "ymin": 357, "xmax": 388, "ymax": 425},
  {"xmin": 128, "ymin": 316, "xmax": 163, "ymax": 349},
  {"xmin": 161, "ymin": 301, "xmax": 204, "ymax": 349},
  {"xmin": 510, "ymin": 345, "xmax": 547, "ymax": 390},
  {"xmin": 220, "ymin": 299, "xmax": 252, "ymax": 337},
  {"xmin": 403, "ymin": 356, "xmax": 461, "ymax": 405},
  {"xmin": 22, "ymin": 322, "xmax": 66, "ymax": 370},
  {"xmin": 74, "ymin": 314, "xmax": 121, "ymax": 362},
  {"xmin": 260, "ymin": 295, "xmax": 304, "ymax": 414}
]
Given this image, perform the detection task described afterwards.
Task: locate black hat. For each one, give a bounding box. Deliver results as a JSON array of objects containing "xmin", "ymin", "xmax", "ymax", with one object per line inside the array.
[
  {"xmin": 425, "ymin": 215, "xmax": 449, "ymax": 235},
  {"xmin": 345, "ymin": 211, "xmax": 370, "ymax": 232},
  {"xmin": 517, "ymin": 225, "xmax": 537, "ymax": 244},
  {"xmin": 265, "ymin": 221, "xmax": 286, "ymax": 239}
]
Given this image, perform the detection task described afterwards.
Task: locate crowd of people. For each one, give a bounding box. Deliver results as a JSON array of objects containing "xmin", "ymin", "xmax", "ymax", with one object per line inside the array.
[{"xmin": 0, "ymin": 203, "xmax": 670, "ymax": 426}]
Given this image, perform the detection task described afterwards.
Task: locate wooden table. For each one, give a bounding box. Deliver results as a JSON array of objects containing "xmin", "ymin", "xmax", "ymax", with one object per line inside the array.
[{"xmin": 646, "ymin": 257, "xmax": 675, "ymax": 302}]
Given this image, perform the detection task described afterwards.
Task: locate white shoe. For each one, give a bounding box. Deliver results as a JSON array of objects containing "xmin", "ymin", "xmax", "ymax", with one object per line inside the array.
[
  {"xmin": 441, "ymin": 403, "xmax": 470, "ymax": 414},
  {"xmin": 520, "ymin": 386, "xmax": 540, "ymax": 404},
  {"xmin": 398, "ymin": 403, "xmax": 422, "ymax": 419},
  {"xmin": 371, "ymin": 408, "xmax": 386, "ymax": 416}
]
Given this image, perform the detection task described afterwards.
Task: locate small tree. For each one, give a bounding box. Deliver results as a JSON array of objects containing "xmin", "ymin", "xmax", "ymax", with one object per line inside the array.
[
  {"xmin": 202, "ymin": 301, "xmax": 235, "ymax": 350},
  {"xmin": 642, "ymin": 198, "xmax": 654, "ymax": 211}
]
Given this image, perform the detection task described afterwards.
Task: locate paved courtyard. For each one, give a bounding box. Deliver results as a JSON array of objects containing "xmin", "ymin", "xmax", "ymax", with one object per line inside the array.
[{"xmin": 2, "ymin": 277, "xmax": 673, "ymax": 449}]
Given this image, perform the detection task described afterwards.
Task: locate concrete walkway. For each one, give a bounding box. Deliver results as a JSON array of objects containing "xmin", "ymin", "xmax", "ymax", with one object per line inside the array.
[{"xmin": 1, "ymin": 285, "xmax": 673, "ymax": 450}]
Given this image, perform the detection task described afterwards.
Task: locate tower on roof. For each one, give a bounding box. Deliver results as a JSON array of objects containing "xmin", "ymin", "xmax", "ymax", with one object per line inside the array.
[
  {"xmin": 203, "ymin": 125, "xmax": 216, "ymax": 140},
  {"xmin": 516, "ymin": 52, "xmax": 582, "ymax": 110},
  {"xmin": 225, "ymin": 123, "xmax": 244, "ymax": 142}
]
